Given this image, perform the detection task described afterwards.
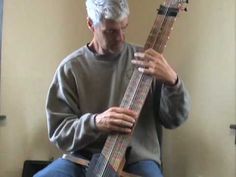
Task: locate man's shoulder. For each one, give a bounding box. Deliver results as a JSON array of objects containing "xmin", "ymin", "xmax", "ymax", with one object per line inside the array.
[
  {"xmin": 56, "ymin": 45, "xmax": 91, "ymax": 71},
  {"xmin": 61, "ymin": 45, "xmax": 87, "ymax": 65}
]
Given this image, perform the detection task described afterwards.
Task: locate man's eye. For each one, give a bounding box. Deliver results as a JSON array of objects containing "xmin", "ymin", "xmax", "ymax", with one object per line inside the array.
[{"xmin": 106, "ymin": 30, "xmax": 116, "ymax": 34}]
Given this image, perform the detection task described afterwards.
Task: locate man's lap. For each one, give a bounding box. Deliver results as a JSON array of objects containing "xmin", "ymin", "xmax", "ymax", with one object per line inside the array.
[
  {"xmin": 33, "ymin": 158, "xmax": 86, "ymax": 177},
  {"xmin": 34, "ymin": 158, "xmax": 163, "ymax": 177},
  {"xmin": 125, "ymin": 160, "xmax": 163, "ymax": 177}
]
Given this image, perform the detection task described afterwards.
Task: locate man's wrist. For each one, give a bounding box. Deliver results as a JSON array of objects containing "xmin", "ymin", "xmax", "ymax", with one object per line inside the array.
[
  {"xmin": 172, "ymin": 76, "xmax": 179, "ymax": 86},
  {"xmin": 165, "ymin": 75, "xmax": 178, "ymax": 87}
]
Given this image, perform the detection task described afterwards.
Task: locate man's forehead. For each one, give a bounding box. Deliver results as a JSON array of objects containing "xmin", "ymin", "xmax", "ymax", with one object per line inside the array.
[{"xmin": 102, "ymin": 17, "xmax": 129, "ymax": 28}]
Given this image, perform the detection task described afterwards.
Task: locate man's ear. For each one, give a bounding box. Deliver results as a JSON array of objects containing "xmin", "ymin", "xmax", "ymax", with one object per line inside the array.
[{"xmin": 87, "ymin": 17, "xmax": 94, "ymax": 32}]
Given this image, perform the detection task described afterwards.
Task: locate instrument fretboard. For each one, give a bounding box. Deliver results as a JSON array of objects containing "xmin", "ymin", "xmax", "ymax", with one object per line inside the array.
[{"xmin": 90, "ymin": 1, "xmax": 184, "ymax": 176}]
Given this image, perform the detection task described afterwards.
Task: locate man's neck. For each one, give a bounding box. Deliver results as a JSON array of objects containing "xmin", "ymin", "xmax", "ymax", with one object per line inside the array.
[{"xmin": 88, "ymin": 40, "xmax": 107, "ymax": 55}]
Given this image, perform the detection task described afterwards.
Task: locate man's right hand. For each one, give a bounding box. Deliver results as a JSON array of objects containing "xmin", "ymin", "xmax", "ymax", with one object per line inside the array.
[{"xmin": 95, "ymin": 107, "xmax": 137, "ymax": 134}]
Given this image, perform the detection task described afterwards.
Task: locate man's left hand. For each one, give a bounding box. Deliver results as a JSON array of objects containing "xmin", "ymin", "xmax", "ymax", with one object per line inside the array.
[{"xmin": 132, "ymin": 48, "xmax": 178, "ymax": 85}]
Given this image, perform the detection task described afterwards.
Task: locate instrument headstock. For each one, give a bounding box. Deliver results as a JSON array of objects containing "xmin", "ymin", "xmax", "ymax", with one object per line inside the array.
[{"xmin": 165, "ymin": 0, "xmax": 189, "ymax": 11}]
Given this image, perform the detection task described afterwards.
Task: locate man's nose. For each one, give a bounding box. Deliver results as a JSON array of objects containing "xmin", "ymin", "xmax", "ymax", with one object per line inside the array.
[{"xmin": 116, "ymin": 29, "xmax": 125, "ymax": 41}]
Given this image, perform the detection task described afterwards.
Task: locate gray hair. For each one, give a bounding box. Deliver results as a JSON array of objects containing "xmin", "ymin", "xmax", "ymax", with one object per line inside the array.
[{"xmin": 85, "ymin": 0, "xmax": 130, "ymax": 26}]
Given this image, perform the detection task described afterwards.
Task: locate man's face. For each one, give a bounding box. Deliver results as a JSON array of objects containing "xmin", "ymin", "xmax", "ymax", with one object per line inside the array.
[{"xmin": 93, "ymin": 17, "xmax": 128, "ymax": 54}]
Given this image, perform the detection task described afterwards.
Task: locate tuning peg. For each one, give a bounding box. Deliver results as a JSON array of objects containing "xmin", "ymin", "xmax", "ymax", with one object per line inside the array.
[
  {"xmin": 179, "ymin": 0, "xmax": 189, "ymax": 4},
  {"xmin": 178, "ymin": 4, "xmax": 188, "ymax": 12}
]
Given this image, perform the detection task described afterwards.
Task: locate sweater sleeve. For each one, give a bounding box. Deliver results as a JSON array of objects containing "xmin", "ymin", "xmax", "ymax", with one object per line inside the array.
[
  {"xmin": 158, "ymin": 78, "xmax": 191, "ymax": 129},
  {"xmin": 46, "ymin": 61, "xmax": 101, "ymax": 152}
]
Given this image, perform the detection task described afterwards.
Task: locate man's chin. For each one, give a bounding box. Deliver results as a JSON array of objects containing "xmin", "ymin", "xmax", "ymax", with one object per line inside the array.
[{"xmin": 109, "ymin": 43, "xmax": 124, "ymax": 54}]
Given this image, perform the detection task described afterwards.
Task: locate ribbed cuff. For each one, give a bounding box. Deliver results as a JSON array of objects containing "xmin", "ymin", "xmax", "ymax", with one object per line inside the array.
[{"xmin": 90, "ymin": 113, "xmax": 98, "ymax": 131}]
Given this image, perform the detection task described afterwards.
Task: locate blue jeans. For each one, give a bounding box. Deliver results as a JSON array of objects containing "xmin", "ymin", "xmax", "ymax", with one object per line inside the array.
[{"xmin": 34, "ymin": 158, "xmax": 163, "ymax": 177}]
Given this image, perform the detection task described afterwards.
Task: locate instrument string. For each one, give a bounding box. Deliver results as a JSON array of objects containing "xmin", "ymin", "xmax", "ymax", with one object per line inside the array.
[
  {"xmin": 102, "ymin": 0, "xmax": 174, "ymax": 175},
  {"xmin": 99, "ymin": 1, "xmax": 176, "ymax": 177},
  {"xmin": 104, "ymin": 0, "xmax": 174, "ymax": 173}
]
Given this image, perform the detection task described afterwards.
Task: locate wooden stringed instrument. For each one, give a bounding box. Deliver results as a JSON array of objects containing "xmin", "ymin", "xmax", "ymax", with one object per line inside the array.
[{"xmin": 86, "ymin": 0, "xmax": 189, "ymax": 176}]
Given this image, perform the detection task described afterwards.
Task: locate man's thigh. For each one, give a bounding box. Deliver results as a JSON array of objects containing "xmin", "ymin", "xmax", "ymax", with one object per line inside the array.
[
  {"xmin": 33, "ymin": 158, "xmax": 86, "ymax": 177},
  {"xmin": 125, "ymin": 160, "xmax": 163, "ymax": 177}
]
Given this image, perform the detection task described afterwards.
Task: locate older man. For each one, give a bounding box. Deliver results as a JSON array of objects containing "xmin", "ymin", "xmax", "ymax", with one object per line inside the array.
[{"xmin": 35, "ymin": 0, "xmax": 190, "ymax": 176}]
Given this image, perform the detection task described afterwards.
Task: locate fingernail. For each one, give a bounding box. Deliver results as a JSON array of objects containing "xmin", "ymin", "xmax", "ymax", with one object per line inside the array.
[
  {"xmin": 134, "ymin": 52, "xmax": 142, "ymax": 57},
  {"xmin": 127, "ymin": 129, "xmax": 132, "ymax": 133},
  {"xmin": 138, "ymin": 67, "xmax": 144, "ymax": 72}
]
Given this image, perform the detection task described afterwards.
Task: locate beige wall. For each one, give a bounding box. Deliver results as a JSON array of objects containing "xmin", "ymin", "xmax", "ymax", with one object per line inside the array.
[
  {"xmin": 162, "ymin": 1, "xmax": 236, "ymax": 177},
  {"xmin": 0, "ymin": 1, "xmax": 90, "ymax": 176},
  {"xmin": 0, "ymin": 0, "xmax": 235, "ymax": 177}
]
